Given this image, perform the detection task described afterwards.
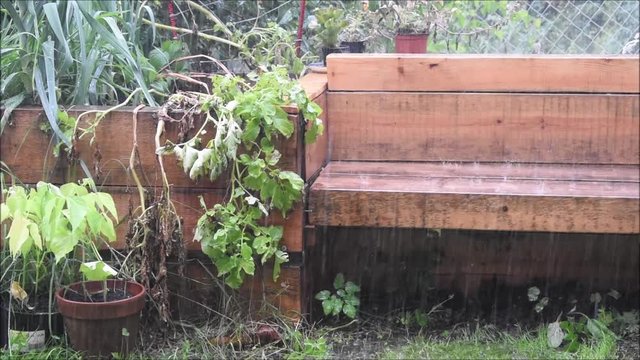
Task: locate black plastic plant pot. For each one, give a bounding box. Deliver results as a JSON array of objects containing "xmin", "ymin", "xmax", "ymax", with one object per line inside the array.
[
  {"xmin": 341, "ymin": 41, "xmax": 365, "ymax": 54},
  {"xmin": 322, "ymin": 45, "xmax": 350, "ymax": 66},
  {"xmin": 0, "ymin": 300, "xmax": 64, "ymax": 352}
]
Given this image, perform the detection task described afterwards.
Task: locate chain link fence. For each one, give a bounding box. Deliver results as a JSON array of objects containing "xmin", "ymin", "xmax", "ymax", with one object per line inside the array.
[{"xmin": 442, "ymin": 0, "xmax": 639, "ymax": 55}]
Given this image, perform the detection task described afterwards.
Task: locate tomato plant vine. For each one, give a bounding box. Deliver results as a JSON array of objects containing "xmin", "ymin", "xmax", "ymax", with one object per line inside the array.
[{"xmin": 158, "ymin": 68, "xmax": 322, "ymax": 288}]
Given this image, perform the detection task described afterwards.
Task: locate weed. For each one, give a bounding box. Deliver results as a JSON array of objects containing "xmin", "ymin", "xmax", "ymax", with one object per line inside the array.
[{"xmin": 315, "ymin": 273, "xmax": 361, "ymax": 319}]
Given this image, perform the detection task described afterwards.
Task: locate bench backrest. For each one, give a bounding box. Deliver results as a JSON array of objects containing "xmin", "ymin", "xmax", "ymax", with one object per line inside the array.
[{"xmin": 325, "ymin": 54, "xmax": 640, "ymax": 165}]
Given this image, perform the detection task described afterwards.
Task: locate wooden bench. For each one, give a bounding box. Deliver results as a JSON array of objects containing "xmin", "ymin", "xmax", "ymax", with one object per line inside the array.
[{"xmin": 305, "ymin": 55, "xmax": 640, "ymax": 234}]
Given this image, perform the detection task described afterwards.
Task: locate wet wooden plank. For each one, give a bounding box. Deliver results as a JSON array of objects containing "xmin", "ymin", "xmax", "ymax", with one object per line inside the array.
[
  {"xmin": 327, "ymin": 54, "xmax": 640, "ymax": 93},
  {"xmin": 242, "ymin": 264, "xmax": 303, "ymax": 319},
  {"xmin": 305, "ymin": 92, "xmax": 329, "ymax": 180},
  {"xmin": 318, "ymin": 228, "xmax": 639, "ymax": 306},
  {"xmin": 1, "ymin": 107, "xmax": 300, "ymax": 187},
  {"xmin": 323, "ymin": 162, "xmax": 640, "ymax": 183},
  {"xmin": 327, "ymin": 92, "xmax": 640, "ymax": 164},
  {"xmin": 168, "ymin": 255, "xmax": 304, "ymax": 319},
  {"xmin": 309, "ymin": 163, "xmax": 640, "ymax": 233}
]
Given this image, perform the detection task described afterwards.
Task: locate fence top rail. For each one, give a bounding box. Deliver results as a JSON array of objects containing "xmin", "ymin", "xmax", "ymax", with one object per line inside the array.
[{"xmin": 326, "ymin": 54, "xmax": 640, "ymax": 93}]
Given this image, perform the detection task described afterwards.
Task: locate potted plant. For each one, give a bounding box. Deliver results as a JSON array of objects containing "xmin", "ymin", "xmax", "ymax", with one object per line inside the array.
[
  {"xmin": 314, "ymin": 7, "xmax": 350, "ymax": 65},
  {"xmin": 393, "ymin": 2, "xmax": 433, "ymax": 53},
  {"xmin": 339, "ymin": 9, "xmax": 373, "ymax": 53},
  {"xmin": 0, "ymin": 248, "xmax": 67, "ymax": 352},
  {"xmin": 0, "ymin": 180, "xmax": 145, "ymax": 357},
  {"xmin": 56, "ymin": 261, "xmax": 145, "ymax": 358}
]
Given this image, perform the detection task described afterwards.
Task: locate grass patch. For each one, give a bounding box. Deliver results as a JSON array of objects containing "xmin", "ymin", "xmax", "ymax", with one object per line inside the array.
[{"xmin": 380, "ymin": 327, "xmax": 617, "ymax": 360}]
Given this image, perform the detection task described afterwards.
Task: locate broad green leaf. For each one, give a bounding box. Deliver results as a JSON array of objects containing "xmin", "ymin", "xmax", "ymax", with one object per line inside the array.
[
  {"xmin": 315, "ymin": 290, "xmax": 331, "ymax": 301},
  {"xmin": 0, "ymin": 203, "xmax": 10, "ymax": 222},
  {"xmin": 49, "ymin": 231, "xmax": 78, "ymax": 263},
  {"xmin": 60, "ymin": 182, "xmax": 81, "ymax": 197},
  {"xmin": 343, "ymin": 304, "xmax": 357, "ymax": 319},
  {"xmin": 80, "ymin": 261, "xmax": 117, "ymax": 281},
  {"xmin": 65, "ymin": 196, "xmax": 88, "ymax": 231},
  {"xmin": 272, "ymin": 113, "xmax": 294, "ymax": 138},
  {"xmin": 322, "ymin": 298, "xmax": 334, "ymax": 316},
  {"xmin": 101, "ymin": 217, "xmax": 116, "ymax": 242},
  {"xmin": 278, "ymin": 171, "xmax": 304, "ymax": 192},
  {"xmin": 96, "ymin": 192, "xmax": 118, "ymax": 219},
  {"xmin": 28, "ymin": 222, "xmax": 42, "ymax": 250},
  {"xmin": 345, "ymin": 281, "xmax": 360, "ymax": 295},
  {"xmin": 8, "ymin": 213, "xmax": 30, "ymax": 256}
]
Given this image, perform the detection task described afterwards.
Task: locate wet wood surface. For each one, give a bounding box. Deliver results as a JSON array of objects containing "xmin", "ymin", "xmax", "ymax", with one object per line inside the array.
[
  {"xmin": 327, "ymin": 54, "xmax": 640, "ymax": 93},
  {"xmin": 304, "ymin": 92, "xmax": 329, "ymax": 180},
  {"xmin": 309, "ymin": 227, "xmax": 639, "ymax": 313},
  {"xmin": 309, "ymin": 162, "xmax": 640, "ymax": 233},
  {"xmin": 0, "ymin": 107, "xmax": 301, "ymax": 187},
  {"xmin": 327, "ymin": 92, "xmax": 640, "ymax": 164}
]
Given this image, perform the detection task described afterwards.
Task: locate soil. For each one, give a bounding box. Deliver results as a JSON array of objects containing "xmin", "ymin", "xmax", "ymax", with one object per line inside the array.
[{"xmin": 64, "ymin": 288, "xmax": 131, "ymax": 303}]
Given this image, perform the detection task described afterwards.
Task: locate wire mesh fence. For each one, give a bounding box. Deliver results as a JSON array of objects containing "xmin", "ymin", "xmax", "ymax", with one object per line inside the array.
[{"xmin": 495, "ymin": 0, "xmax": 639, "ymax": 54}]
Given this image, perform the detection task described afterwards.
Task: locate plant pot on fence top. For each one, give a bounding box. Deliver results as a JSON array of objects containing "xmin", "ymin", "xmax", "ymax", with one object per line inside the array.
[
  {"xmin": 395, "ymin": 33, "xmax": 429, "ymax": 53},
  {"xmin": 341, "ymin": 41, "xmax": 365, "ymax": 54},
  {"xmin": 322, "ymin": 46, "xmax": 350, "ymax": 66},
  {"xmin": 56, "ymin": 279, "xmax": 145, "ymax": 358}
]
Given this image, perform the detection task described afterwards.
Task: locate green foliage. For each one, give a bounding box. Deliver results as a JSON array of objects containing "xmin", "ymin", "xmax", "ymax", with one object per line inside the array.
[
  {"xmin": 547, "ymin": 311, "xmax": 617, "ymax": 353},
  {"xmin": 315, "ymin": 273, "xmax": 360, "ymax": 319},
  {"xmin": 399, "ymin": 309, "xmax": 429, "ymax": 328},
  {"xmin": 286, "ymin": 330, "xmax": 329, "ymax": 360},
  {"xmin": 235, "ymin": 23, "xmax": 308, "ymax": 77},
  {"xmin": 159, "ymin": 68, "xmax": 323, "ymax": 288},
  {"xmin": 79, "ymin": 261, "xmax": 117, "ymax": 281},
  {"xmin": 1, "ymin": 179, "xmax": 118, "ymax": 301},
  {"xmin": 314, "ymin": 7, "xmax": 349, "ymax": 48}
]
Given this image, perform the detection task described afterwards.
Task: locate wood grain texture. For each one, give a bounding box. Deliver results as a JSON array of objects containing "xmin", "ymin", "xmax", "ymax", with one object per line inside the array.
[
  {"xmin": 304, "ymin": 92, "xmax": 329, "ymax": 180},
  {"xmin": 1, "ymin": 107, "xmax": 300, "ymax": 187},
  {"xmin": 309, "ymin": 162, "xmax": 640, "ymax": 233},
  {"xmin": 327, "ymin": 54, "xmax": 640, "ymax": 93},
  {"xmin": 315, "ymin": 228, "xmax": 639, "ymax": 308},
  {"xmin": 327, "ymin": 92, "xmax": 640, "ymax": 164},
  {"xmin": 242, "ymin": 264, "xmax": 303, "ymax": 318},
  {"xmin": 168, "ymin": 256, "xmax": 304, "ymax": 318}
]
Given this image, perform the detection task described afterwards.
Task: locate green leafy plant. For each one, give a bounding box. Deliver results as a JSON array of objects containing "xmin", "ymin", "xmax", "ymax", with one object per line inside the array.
[
  {"xmin": 392, "ymin": 2, "xmax": 433, "ymax": 35},
  {"xmin": 314, "ymin": 7, "xmax": 349, "ymax": 48},
  {"xmin": 399, "ymin": 309, "xmax": 429, "ymax": 328},
  {"xmin": 339, "ymin": 8, "xmax": 375, "ymax": 43},
  {"xmin": 286, "ymin": 330, "xmax": 329, "ymax": 360},
  {"xmin": 157, "ymin": 68, "xmax": 323, "ymax": 289},
  {"xmin": 1, "ymin": 179, "xmax": 118, "ymax": 307},
  {"xmin": 547, "ymin": 309, "xmax": 617, "ymax": 352},
  {"xmin": 315, "ymin": 273, "xmax": 360, "ymax": 319},
  {"xmin": 235, "ymin": 22, "xmax": 308, "ymax": 77}
]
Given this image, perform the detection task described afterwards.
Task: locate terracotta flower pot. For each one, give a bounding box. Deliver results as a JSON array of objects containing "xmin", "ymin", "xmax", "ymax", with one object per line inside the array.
[
  {"xmin": 56, "ymin": 280, "xmax": 145, "ymax": 358},
  {"xmin": 395, "ymin": 33, "xmax": 429, "ymax": 53}
]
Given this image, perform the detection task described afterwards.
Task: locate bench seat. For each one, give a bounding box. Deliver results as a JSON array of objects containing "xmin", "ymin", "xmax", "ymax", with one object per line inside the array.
[{"xmin": 308, "ymin": 161, "xmax": 640, "ymax": 234}]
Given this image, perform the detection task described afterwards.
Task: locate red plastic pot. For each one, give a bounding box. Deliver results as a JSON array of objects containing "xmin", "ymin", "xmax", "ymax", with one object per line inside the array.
[
  {"xmin": 395, "ymin": 33, "xmax": 429, "ymax": 53},
  {"xmin": 56, "ymin": 280, "xmax": 145, "ymax": 358}
]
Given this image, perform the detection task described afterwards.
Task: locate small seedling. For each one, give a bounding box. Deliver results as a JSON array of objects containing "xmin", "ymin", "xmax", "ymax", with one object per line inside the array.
[{"xmin": 315, "ymin": 273, "xmax": 360, "ymax": 319}]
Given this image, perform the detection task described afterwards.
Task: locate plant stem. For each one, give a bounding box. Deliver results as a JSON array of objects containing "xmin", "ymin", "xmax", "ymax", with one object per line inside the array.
[
  {"xmin": 185, "ymin": 0, "xmax": 233, "ymax": 37},
  {"xmin": 142, "ymin": 19, "xmax": 241, "ymax": 48},
  {"xmin": 129, "ymin": 105, "xmax": 147, "ymax": 216}
]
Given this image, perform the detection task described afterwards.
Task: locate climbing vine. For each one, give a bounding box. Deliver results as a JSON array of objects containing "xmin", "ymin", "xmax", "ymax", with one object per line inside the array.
[{"xmin": 158, "ymin": 68, "xmax": 323, "ymax": 288}]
